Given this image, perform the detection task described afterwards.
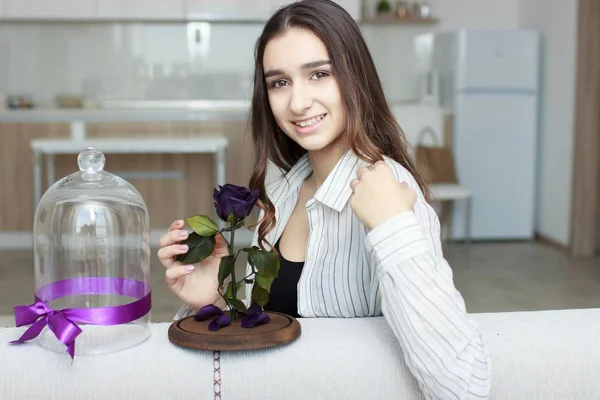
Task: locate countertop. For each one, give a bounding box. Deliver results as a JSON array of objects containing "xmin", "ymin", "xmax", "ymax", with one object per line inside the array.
[
  {"xmin": 1, "ymin": 309, "xmax": 598, "ymax": 400},
  {"xmin": 0, "ymin": 100, "xmax": 252, "ymax": 123},
  {"xmin": 0, "ymin": 100, "xmax": 450, "ymax": 124}
]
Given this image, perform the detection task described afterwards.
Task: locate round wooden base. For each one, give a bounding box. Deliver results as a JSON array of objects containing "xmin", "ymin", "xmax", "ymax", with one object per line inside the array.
[{"xmin": 168, "ymin": 311, "xmax": 301, "ymax": 351}]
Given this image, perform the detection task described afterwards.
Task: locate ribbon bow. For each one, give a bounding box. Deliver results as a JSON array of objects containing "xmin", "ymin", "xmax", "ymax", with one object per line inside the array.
[{"xmin": 10, "ymin": 299, "xmax": 83, "ymax": 359}]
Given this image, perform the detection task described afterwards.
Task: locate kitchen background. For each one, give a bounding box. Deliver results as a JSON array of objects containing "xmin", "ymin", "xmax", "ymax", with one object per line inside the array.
[
  {"xmin": 1, "ymin": 0, "xmax": 598, "ymax": 324},
  {"xmin": 0, "ymin": 0, "xmax": 579, "ymax": 246},
  {"xmin": 0, "ymin": 0, "xmax": 520, "ymax": 106}
]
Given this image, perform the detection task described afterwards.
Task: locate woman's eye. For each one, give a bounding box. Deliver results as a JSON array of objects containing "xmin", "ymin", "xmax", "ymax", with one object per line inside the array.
[
  {"xmin": 271, "ymin": 79, "xmax": 288, "ymax": 88},
  {"xmin": 311, "ymin": 71, "xmax": 330, "ymax": 80}
]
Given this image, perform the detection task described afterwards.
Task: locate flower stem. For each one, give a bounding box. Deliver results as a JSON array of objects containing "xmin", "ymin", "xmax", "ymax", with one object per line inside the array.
[
  {"xmin": 229, "ymin": 220, "xmax": 237, "ymax": 321},
  {"xmin": 237, "ymin": 271, "xmax": 255, "ymax": 285}
]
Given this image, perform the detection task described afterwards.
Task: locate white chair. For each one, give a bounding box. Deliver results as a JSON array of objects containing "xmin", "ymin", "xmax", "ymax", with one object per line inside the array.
[{"xmin": 430, "ymin": 183, "xmax": 472, "ymax": 247}]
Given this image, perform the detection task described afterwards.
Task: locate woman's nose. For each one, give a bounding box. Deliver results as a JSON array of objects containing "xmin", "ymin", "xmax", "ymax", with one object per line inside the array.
[{"xmin": 289, "ymin": 84, "xmax": 312, "ymax": 114}]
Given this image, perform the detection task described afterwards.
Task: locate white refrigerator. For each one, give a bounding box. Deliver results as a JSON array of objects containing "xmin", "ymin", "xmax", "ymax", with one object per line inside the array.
[{"xmin": 423, "ymin": 29, "xmax": 541, "ymax": 240}]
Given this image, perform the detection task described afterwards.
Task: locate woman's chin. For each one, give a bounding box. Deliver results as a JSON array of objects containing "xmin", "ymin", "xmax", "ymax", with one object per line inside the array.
[
  {"xmin": 295, "ymin": 137, "xmax": 330, "ymax": 152},
  {"xmin": 293, "ymin": 132, "xmax": 340, "ymax": 152}
]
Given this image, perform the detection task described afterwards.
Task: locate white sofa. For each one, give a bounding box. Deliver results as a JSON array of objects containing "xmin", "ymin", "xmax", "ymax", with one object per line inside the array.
[{"xmin": 1, "ymin": 308, "xmax": 599, "ymax": 399}]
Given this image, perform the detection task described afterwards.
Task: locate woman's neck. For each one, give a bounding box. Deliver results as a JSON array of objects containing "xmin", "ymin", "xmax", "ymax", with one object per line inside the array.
[{"xmin": 306, "ymin": 141, "xmax": 349, "ymax": 189}]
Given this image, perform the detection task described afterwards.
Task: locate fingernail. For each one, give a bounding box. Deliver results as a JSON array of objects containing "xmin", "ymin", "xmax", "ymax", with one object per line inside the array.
[
  {"xmin": 179, "ymin": 245, "xmax": 188, "ymax": 251},
  {"xmin": 179, "ymin": 231, "xmax": 188, "ymax": 237},
  {"xmin": 185, "ymin": 265, "xmax": 195, "ymax": 272}
]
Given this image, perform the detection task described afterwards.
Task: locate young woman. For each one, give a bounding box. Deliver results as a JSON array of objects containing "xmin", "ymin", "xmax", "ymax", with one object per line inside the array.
[{"xmin": 158, "ymin": 1, "xmax": 491, "ymax": 398}]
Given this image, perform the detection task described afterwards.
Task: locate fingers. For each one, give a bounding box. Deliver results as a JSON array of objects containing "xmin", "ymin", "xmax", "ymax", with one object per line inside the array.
[
  {"xmin": 214, "ymin": 232, "xmax": 227, "ymax": 247},
  {"xmin": 157, "ymin": 244, "xmax": 189, "ymax": 267},
  {"xmin": 212, "ymin": 233, "xmax": 230, "ymax": 257},
  {"xmin": 159, "ymin": 226, "xmax": 188, "ymax": 247},
  {"xmin": 165, "ymin": 265, "xmax": 195, "ymax": 286},
  {"xmin": 158, "ymin": 219, "xmax": 190, "ymax": 268},
  {"xmin": 354, "ymin": 163, "xmax": 377, "ymax": 191},
  {"xmin": 169, "ymin": 219, "xmax": 184, "ymax": 231},
  {"xmin": 357, "ymin": 160, "xmax": 386, "ymax": 180},
  {"xmin": 356, "ymin": 165, "xmax": 371, "ymax": 180}
]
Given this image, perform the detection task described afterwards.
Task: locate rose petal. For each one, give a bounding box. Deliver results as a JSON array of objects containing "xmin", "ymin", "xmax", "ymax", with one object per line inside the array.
[
  {"xmin": 208, "ymin": 314, "xmax": 232, "ymax": 331},
  {"xmin": 232, "ymin": 200, "xmax": 248, "ymax": 221},
  {"xmin": 245, "ymin": 302, "xmax": 262, "ymax": 317},
  {"xmin": 213, "ymin": 184, "xmax": 260, "ymax": 222},
  {"xmin": 213, "ymin": 188, "xmax": 227, "ymax": 221},
  {"xmin": 241, "ymin": 311, "xmax": 271, "ymax": 328},
  {"xmin": 246, "ymin": 190, "xmax": 260, "ymax": 216},
  {"xmin": 195, "ymin": 304, "xmax": 223, "ymax": 321}
]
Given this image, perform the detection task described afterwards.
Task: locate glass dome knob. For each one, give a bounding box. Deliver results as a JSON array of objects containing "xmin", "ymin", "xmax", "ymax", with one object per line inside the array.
[{"xmin": 78, "ymin": 148, "xmax": 105, "ymax": 176}]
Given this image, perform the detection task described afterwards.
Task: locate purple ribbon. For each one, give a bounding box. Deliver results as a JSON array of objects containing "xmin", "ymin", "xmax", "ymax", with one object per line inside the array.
[{"xmin": 10, "ymin": 277, "xmax": 151, "ymax": 359}]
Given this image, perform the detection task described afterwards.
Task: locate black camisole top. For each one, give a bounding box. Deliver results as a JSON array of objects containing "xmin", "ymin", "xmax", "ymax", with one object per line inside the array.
[{"xmin": 262, "ymin": 240, "xmax": 304, "ymax": 318}]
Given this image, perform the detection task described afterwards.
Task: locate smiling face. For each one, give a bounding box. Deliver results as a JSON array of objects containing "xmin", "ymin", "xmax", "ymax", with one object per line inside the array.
[{"xmin": 263, "ymin": 28, "xmax": 347, "ymax": 154}]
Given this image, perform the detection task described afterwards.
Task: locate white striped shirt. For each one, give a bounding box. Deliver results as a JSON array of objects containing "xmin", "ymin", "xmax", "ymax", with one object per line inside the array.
[{"xmin": 175, "ymin": 149, "xmax": 492, "ymax": 400}]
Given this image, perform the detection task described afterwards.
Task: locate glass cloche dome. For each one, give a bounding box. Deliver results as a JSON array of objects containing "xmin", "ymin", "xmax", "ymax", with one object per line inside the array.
[{"xmin": 32, "ymin": 147, "xmax": 152, "ymax": 356}]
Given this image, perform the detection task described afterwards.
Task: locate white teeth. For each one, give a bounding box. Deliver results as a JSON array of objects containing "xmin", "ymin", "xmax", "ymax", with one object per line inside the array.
[{"xmin": 294, "ymin": 114, "xmax": 325, "ymax": 127}]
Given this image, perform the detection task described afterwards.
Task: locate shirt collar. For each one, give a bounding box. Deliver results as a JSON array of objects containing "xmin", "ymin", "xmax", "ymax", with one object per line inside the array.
[
  {"xmin": 270, "ymin": 149, "xmax": 367, "ymax": 212},
  {"xmin": 268, "ymin": 153, "xmax": 311, "ymax": 207}
]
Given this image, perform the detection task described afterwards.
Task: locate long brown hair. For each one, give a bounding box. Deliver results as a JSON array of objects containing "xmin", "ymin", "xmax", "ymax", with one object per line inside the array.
[{"xmin": 248, "ymin": 0, "xmax": 430, "ymax": 250}]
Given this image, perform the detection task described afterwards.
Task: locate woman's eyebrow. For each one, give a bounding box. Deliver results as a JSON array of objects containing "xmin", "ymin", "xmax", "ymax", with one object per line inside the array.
[{"xmin": 264, "ymin": 59, "xmax": 331, "ymax": 78}]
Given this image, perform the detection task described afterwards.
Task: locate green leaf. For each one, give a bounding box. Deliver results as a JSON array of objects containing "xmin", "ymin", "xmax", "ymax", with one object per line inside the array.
[
  {"xmin": 225, "ymin": 280, "xmax": 245, "ymax": 298},
  {"xmin": 247, "ymin": 247, "xmax": 280, "ymax": 280},
  {"xmin": 175, "ymin": 233, "xmax": 215, "ymax": 264},
  {"xmin": 187, "ymin": 215, "xmax": 219, "ymax": 236},
  {"xmin": 255, "ymin": 274, "xmax": 274, "ymax": 292},
  {"xmin": 224, "ymin": 281, "xmax": 234, "ymax": 298},
  {"xmin": 251, "ymin": 284, "xmax": 270, "ymax": 307},
  {"xmin": 226, "ymin": 211, "xmax": 236, "ymax": 224},
  {"xmin": 217, "ymin": 255, "xmax": 236, "ymax": 288},
  {"xmin": 228, "ymin": 298, "xmax": 247, "ymax": 313}
]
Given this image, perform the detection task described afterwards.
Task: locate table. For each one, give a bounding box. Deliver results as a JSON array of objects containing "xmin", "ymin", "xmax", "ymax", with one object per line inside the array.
[
  {"xmin": 30, "ymin": 137, "xmax": 229, "ymax": 211},
  {"xmin": 430, "ymin": 183, "xmax": 473, "ymax": 247},
  {"xmin": 2, "ymin": 309, "xmax": 599, "ymax": 400}
]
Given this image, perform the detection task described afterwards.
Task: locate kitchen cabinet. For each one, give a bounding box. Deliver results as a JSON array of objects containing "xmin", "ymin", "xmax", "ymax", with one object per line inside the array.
[
  {"xmin": 2, "ymin": 0, "xmax": 95, "ymax": 19},
  {"xmin": 0, "ymin": 0, "xmax": 362, "ymax": 22},
  {"xmin": 95, "ymin": 0, "xmax": 184, "ymax": 20},
  {"xmin": 184, "ymin": 0, "xmax": 274, "ymax": 21},
  {"xmin": 0, "ymin": 119, "xmax": 254, "ymax": 233}
]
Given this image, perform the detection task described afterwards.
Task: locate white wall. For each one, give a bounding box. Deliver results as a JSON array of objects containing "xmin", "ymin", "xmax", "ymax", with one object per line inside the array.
[
  {"xmin": 429, "ymin": 0, "xmax": 520, "ymax": 29},
  {"xmin": 0, "ymin": 0, "xmax": 578, "ymax": 246},
  {"xmin": 519, "ymin": 0, "xmax": 578, "ymax": 246},
  {"xmin": 0, "ymin": 0, "xmax": 522, "ymax": 106},
  {"xmin": 361, "ymin": 0, "xmax": 520, "ymax": 102}
]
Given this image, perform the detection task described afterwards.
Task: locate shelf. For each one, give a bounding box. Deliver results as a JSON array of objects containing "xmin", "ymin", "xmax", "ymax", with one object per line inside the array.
[{"xmin": 360, "ymin": 15, "xmax": 439, "ymax": 25}]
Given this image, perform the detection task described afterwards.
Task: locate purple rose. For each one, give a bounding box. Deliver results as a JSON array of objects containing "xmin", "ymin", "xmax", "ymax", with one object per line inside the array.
[
  {"xmin": 213, "ymin": 184, "xmax": 259, "ymax": 222},
  {"xmin": 194, "ymin": 304, "xmax": 232, "ymax": 331},
  {"xmin": 241, "ymin": 302, "xmax": 271, "ymax": 328}
]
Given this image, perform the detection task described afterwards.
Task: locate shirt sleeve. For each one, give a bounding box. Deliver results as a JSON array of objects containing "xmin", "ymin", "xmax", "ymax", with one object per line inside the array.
[{"xmin": 363, "ymin": 198, "xmax": 492, "ymax": 399}]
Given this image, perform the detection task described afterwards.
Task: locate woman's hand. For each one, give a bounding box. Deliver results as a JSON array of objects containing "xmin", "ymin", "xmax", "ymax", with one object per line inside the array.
[
  {"xmin": 349, "ymin": 161, "xmax": 417, "ymax": 230},
  {"xmin": 157, "ymin": 219, "xmax": 229, "ymax": 310}
]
